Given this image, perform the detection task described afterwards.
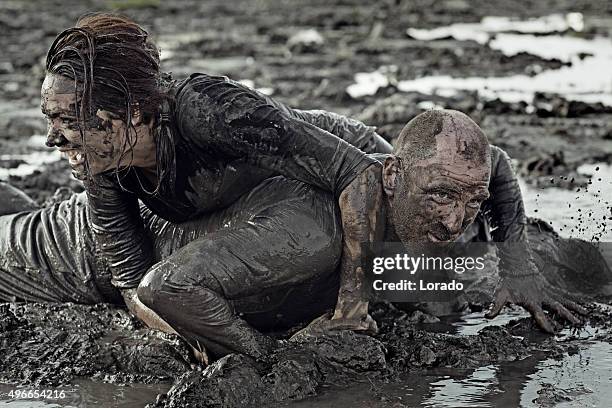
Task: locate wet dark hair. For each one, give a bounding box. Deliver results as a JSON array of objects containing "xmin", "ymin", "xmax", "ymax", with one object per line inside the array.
[{"xmin": 45, "ymin": 12, "xmax": 175, "ymax": 195}]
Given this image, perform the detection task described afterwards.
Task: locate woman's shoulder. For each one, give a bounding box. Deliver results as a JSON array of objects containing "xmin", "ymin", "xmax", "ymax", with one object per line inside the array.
[
  {"xmin": 175, "ymin": 73, "xmax": 275, "ymax": 114},
  {"xmin": 175, "ymin": 73, "xmax": 250, "ymax": 101},
  {"xmin": 175, "ymin": 73, "xmax": 227, "ymax": 94}
]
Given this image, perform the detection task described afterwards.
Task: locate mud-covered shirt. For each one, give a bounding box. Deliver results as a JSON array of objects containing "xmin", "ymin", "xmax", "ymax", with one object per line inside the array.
[{"xmin": 87, "ymin": 73, "xmax": 391, "ymax": 289}]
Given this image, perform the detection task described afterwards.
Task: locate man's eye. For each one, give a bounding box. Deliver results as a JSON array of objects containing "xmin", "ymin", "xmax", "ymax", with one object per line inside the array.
[{"xmin": 431, "ymin": 192, "xmax": 453, "ymax": 203}]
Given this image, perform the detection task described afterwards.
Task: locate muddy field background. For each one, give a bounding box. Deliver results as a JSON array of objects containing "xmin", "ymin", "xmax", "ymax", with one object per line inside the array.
[{"xmin": 1, "ymin": 0, "xmax": 612, "ymax": 407}]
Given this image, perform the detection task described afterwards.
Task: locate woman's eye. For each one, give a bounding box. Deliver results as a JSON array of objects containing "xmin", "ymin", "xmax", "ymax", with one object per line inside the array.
[{"xmin": 61, "ymin": 118, "xmax": 79, "ymax": 130}]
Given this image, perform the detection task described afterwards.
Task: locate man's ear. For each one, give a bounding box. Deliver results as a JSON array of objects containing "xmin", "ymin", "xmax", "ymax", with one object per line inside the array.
[{"xmin": 383, "ymin": 155, "xmax": 399, "ymax": 199}]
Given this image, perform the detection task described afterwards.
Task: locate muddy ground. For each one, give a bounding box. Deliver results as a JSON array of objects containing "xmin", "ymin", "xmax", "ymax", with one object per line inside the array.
[
  {"xmin": 2, "ymin": 298, "xmax": 612, "ymax": 407},
  {"xmin": 1, "ymin": 0, "xmax": 612, "ymax": 407}
]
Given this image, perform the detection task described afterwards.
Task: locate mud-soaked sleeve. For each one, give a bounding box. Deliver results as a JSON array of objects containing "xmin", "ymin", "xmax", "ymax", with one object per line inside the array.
[
  {"xmin": 485, "ymin": 145, "xmax": 528, "ymax": 242},
  {"xmin": 176, "ymin": 77, "xmax": 380, "ymax": 196},
  {"xmin": 483, "ymin": 145, "xmax": 533, "ymax": 275},
  {"xmin": 289, "ymin": 109, "xmax": 393, "ymax": 154},
  {"xmin": 86, "ymin": 175, "xmax": 153, "ymax": 289}
]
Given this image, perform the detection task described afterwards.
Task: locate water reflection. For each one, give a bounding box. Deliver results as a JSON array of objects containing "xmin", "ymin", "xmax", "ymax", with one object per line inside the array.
[{"xmin": 286, "ymin": 330, "xmax": 612, "ymax": 408}]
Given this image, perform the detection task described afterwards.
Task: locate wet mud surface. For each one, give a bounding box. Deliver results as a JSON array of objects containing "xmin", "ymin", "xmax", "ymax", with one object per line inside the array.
[
  {"xmin": 2, "ymin": 0, "xmax": 612, "ymax": 406},
  {"xmin": 0, "ymin": 303, "xmax": 192, "ymax": 387},
  {"xmin": 1, "ymin": 300, "xmax": 611, "ymax": 407}
]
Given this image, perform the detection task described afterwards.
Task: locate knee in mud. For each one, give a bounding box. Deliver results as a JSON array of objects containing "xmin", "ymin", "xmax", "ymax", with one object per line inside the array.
[
  {"xmin": 136, "ymin": 267, "xmax": 165, "ymax": 309},
  {"xmin": 136, "ymin": 281, "xmax": 156, "ymax": 309}
]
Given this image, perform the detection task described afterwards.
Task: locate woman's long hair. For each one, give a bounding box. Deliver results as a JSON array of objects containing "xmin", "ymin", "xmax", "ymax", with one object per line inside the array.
[{"xmin": 45, "ymin": 12, "xmax": 175, "ymax": 195}]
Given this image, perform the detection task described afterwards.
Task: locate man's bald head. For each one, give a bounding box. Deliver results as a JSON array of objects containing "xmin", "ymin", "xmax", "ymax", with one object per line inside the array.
[
  {"xmin": 395, "ymin": 109, "xmax": 490, "ymax": 169},
  {"xmin": 383, "ymin": 109, "xmax": 491, "ymax": 244}
]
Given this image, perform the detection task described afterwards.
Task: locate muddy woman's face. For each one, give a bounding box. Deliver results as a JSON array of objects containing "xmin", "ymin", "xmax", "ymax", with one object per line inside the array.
[
  {"xmin": 384, "ymin": 135, "xmax": 491, "ymax": 244},
  {"xmin": 41, "ymin": 73, "xmax": 155, "ymax": 178}
]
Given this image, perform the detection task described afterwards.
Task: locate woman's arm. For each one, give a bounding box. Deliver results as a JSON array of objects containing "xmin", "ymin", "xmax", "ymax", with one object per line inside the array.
[
  {"xmin": 86, "ymin": 173, "xmax": 154, "ymax": 290},
  {"xmin": 289, "ymin": 109, "xmax": 393, "ymax": 154},
  {"xmin": 176, "ymin": 75, "xmax": 380, "ymax": 197}
]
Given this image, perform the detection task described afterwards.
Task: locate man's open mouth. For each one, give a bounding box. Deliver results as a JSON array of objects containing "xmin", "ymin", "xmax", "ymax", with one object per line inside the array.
[{"xmin": 428, "ymin": 230, "xmax": 460, "ymax": 242}]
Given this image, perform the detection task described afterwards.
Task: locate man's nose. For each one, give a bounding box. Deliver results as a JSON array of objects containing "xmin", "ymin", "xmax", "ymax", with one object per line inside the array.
[{"xmin": 441, "ymin": 203, "xmax": 465, "ymax": 235}]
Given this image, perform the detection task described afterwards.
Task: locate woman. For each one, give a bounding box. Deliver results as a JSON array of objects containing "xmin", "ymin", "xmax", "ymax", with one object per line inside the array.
[{"xmin": 42, "ymin": 13, "xmax": 391, "ymax": 359}]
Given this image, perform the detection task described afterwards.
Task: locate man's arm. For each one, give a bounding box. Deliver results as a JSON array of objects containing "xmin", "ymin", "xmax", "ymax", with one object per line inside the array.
[
  {"xmin": 331, "ymin": 164, "xmax": 384, "ymax": 330},
  {"xmin": 483, "ymin": 145, "xmax": 586, "ymax": 332}
]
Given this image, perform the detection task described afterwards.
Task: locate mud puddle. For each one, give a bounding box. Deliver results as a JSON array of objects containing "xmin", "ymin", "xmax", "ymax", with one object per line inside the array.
[
  {"xmin": 349, "ymin": 13, "xmax": 612, "ymax": 107},
  {"xmin": 399, "ymin": 13, "xmax": 612, "ymax": 107},
  {"xmin": 285, "ymin": 316, "xmax": 612, "ymax": 408},
  {"xmin": 287, "ymin": 342, "xmax": 612, "ymax": 408}
]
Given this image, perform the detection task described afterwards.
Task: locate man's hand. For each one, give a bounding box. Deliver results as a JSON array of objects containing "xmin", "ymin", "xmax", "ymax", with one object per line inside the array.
[
  {"xmin": 486, "ymin": 271, "xmax": 588, "ymax": 333},
  {"xmin": 290, "ymin": 312, "xmax": 378, "ymax": 340}
]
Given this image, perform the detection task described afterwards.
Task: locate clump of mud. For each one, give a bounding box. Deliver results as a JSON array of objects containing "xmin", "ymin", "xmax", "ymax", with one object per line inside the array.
[{"xmin": 0, "ymin": 302, "xmax": 192, "ymax": 387}]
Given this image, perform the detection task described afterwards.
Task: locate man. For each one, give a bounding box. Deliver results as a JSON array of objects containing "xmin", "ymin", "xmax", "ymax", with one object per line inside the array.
[{"xmin": 0, "ymin": 110, "xmax": 591, "ymax": 362}]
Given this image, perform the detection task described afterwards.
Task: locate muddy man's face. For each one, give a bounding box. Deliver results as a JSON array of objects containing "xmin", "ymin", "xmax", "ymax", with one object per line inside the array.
[
  {"xmin": 383, "ymin": 134, "xmax": 491, "ymax": 244},
  {"xmin": 41, "ymin": 73, "xmax": 152, "ymax": 179}
]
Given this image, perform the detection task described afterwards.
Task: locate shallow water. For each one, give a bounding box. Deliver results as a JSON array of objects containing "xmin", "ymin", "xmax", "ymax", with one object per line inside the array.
[
  {"xmin": 349, "ymin": 13, "xmax": 612, "ymax": 107},
  {"xmin": 402, "ymin": 15, "xmax": 612, "ymax": 106},
  {"xmin": 287, "ymin": 312, "xmax": 612, "ymax": 408},
  {"xmin": 288, "ymin": 341, "xmax": 612, "ymax": 407},
  {"xmin": 0, "ymin": 135, "xmax": 59, "ymax": 180}
]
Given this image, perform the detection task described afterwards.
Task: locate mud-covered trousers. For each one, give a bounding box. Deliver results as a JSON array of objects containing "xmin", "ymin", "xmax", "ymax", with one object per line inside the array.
[
  {"xmin": 136, "ymin": 176, "xmax": 343, "ymax": 358},
  {"xmin": 0, "ymin": 177, "xmax": 343, "ymax": 359}
]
